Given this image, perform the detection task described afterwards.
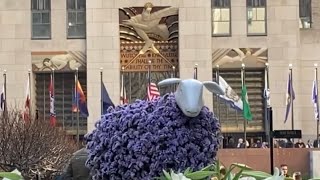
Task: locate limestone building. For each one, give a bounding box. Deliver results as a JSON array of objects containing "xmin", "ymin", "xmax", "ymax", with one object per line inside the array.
[{"xmin": 0, "ymin": 0, "xmax": 319, "ymax": 143}]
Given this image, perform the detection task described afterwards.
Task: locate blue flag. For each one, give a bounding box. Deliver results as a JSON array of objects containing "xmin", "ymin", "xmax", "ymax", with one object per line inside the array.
[
  {"xmin": 284, "ymin": 72, "xmax": 295, "ymax": 123},
  {"xmin": 101, "ymin": 82, "xmax": 114, "ymax": 115},
  {"xmin": 312, "ymin": 72, "xmax": 319, "ymax": 121}
]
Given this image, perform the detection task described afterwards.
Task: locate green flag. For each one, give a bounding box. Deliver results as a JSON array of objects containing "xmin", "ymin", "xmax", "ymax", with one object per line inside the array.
[{"xmin": 241, "ymin": 84, "xmax": 252, "ymax": 121}]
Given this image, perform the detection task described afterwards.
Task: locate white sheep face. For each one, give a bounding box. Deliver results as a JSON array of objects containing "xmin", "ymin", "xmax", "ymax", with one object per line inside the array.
[
  {"xmin": 158, "ymin": 78, "xmax": 224, "ymax": 117},
  {"xmin": 175, "ymin": 79, "xmax": 204, "ymax": 117}
]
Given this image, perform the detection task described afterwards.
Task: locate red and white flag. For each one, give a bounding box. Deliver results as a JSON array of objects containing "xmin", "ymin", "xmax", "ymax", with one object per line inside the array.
[
  {"xmin": 147, "ymin": 82, "xmax": 160, "ymax": 101},
  {"xmin": 23, "ymin": 77, "xmax": 30, "ymax": 121},
  {"xmin": 49, "ymin": 74, "xmax": 56, "ymax": 127},
  {"xmin": 120, "ymin": 74, "xmax": 128, "ymax": 104}
]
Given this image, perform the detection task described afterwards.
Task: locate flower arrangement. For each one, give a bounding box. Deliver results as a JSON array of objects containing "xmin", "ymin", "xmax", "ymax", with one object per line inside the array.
[{"xmin": 85, "ymin": 93, "xmax": 220, "ymax": 179}]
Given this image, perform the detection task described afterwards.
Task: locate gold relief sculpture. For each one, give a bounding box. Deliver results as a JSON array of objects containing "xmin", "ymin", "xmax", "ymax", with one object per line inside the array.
[
  {"xmin": 122, "ymin": 2, "xmax": 178, "ymax": 54},
  {"xmin": 119, "ymin": 3, "xmax": 179, "ymax": 72}
]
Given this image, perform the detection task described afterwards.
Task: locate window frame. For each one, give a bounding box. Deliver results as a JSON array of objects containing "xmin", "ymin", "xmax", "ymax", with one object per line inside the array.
[
  {"xmin": 299, "ymin": 0, "xmax": 312, "ymax": 29},
  {"xmin": 211, "ymin": 0, "xmax": 232, "ymax": 37},
  {"xmin": 66, "ymin": 0, "xmax": 86, "ymax": 39},
  {"xmin": 31, "ymin": 0, "xmax": 51, "ymax": 40},
  {"xmin": 246, "ymin": 0, "xmax": 267, "ymax": 36}
]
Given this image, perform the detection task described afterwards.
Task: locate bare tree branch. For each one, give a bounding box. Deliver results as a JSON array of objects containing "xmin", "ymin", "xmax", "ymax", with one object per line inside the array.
[{"xmin": 0, "ymin": 109, "xmax": 77, "ymax": 179}]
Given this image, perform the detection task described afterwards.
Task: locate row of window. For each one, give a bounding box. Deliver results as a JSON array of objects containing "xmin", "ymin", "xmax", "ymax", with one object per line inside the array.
[
  {"xmin": 31, "ymin": 0, "xmax": 86, "ymax": 39},
  {"xmin": 32, "ymin": 0, "xmax": 311, "ymax": 39},
  {"xmin": 212, "ymin": 0, "xmax": 312, "ymax": 36}
]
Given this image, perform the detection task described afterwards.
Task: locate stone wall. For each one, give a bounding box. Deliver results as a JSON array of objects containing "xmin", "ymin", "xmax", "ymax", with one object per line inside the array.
[{"xmin": 86, "ymin": 0, "xmax": 213, "ymax": 131}]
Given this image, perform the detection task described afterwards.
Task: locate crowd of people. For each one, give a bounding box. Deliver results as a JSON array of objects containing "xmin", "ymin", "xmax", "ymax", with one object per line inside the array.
[{"xmin": 225, "ymin": 135, "xmax": 320, "ymax": 149}]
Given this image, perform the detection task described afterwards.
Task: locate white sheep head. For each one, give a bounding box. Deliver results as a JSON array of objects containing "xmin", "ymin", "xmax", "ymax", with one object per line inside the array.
[{"xmin": 158, "ymin": 78, "xmax": 224, "ymax": 117}]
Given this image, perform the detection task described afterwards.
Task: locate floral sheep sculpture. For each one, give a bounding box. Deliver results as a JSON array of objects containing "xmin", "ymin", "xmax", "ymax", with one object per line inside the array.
[{"xmin": 85, "ymin": 78, "xmax": 224, "ymax": 180}]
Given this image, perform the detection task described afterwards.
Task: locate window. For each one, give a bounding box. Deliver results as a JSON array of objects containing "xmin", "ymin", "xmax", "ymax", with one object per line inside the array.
[
  {"xmin": 35, "ymin": 72, "xmax": 87, "ymax": 135},
  {"xmin": 212, "ymin": 0, "xmax": 231, "ymax": 36},
  {"xmin": 247, "ymin": 0, "xmax": 266, "ymax": 35},
  {"xmin": 67, "ymin": 0, "xmax": 86, "ymax": 38},
  {"xmin": 31, "ymin": 0, "xmax": 51, "ymax": 39},
  {"xmin": 299, "ymin": 0, "xmax": 312, "ymax": 29}
]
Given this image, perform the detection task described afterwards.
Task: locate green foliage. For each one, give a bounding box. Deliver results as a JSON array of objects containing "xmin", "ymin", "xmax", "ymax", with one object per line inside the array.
[
  {"xmin": 0, "ymin": 172, "xmax": 23, "ymax": 180},
  {"xmin": 157, "ymin": 160, "xmax": 276, "ymax": 180}
]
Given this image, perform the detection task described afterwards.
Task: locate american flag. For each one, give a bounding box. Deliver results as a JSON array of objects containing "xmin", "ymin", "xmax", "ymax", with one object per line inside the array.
[
  {"xmin": 49, "ymin": 73, "xmax": 56, "ymax": 127},
  {"xmin": 147, "ymin": 82, "xmax": 160, "ymax": 101}
]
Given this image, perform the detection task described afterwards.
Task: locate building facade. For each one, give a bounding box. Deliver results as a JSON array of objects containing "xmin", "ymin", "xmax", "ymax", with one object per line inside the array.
[{"xmin": 0, "ymin": 0, "xmax": 319, "ymax": 142}]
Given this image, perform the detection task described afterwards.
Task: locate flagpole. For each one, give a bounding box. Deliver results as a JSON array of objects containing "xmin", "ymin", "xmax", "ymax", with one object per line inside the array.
[
  {"xmin": 28, "ymin": 69, "xmax": 32, "ymax": 119},
  {"xmin": 148, "ymin": 60, "xmax": 151, "ymax": 85},
  {"xmin": 62, "ymin": 74, "xmax": 65, "ymax": 129},
  {"xmin": 264, "ymin": 63, "xmax": 270, "ymax": 142},
  {"xmin": 52, "ymin": 68, "xmax": 55, "ymax": 126},
  {"xmin": 315, "ymin": 63, "xmax": 320, "ymax": 146},
  {"xmin": 289, "ymin": 64, "xmax": 294, "ymax": 131},
  {"xmin": 265, "ymin": 62, "xmax": 274, "ymax": 174},
  {"xmin": 216, "ymin": 65, "xmax": 221, "ymax": 124},
  {"xmin": 75, "ymin": 67, "xmax": 80, "ymax": 147},
  {"xmin": 194, "ymin": 64, "xmax": 198, "ymax": 79},
  {"xmin": 3, "ymin": 70, "xmax": 7, "ymax": 116},
  {"xmin": 171, "ymin": 66, "xmax": 175, "ymax": 92},
  {"xmin": 241, "ymin": 63, "xmax": 247, "ymax": 148},
  {"xmin": 121, "ymin": 66, "xmax": 125, "ymax": 104},
  {"xmin": 100, "ymin": 67, "xmax": 103, "ymax": 115},
  {"xmin": 43, "ymin": 76, "xmax": 45, "ymax": 121}
]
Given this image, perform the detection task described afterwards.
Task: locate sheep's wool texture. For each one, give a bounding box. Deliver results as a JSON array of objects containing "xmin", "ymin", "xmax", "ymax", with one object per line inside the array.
[{"xmin": 85, "ymin": 93, "xmax": 220, "ymax": 180}]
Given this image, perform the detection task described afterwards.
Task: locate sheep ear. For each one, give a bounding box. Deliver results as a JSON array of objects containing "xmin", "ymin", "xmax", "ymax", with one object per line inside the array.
[
  {"xmin": 202, "ymin": 81, "xmax": 224, "ymax": 95},
  {"xmin": 158, "ymin": 78, "xmax": 181, "ymax": 87}
]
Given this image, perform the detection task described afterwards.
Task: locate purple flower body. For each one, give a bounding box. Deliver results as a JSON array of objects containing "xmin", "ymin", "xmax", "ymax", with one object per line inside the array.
[{"xmin": 85, "ymin": 93, "xmax": 220, "ymax": 180}]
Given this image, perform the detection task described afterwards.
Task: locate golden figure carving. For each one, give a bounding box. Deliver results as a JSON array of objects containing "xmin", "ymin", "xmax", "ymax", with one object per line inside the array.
[{"xmin": 122, "ymin": 2, "xmax": 178, "ymax": 54}]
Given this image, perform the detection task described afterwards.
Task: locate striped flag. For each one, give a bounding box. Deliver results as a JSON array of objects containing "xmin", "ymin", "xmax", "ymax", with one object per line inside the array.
[
  {"xmin": 49, "ymin": 73, "xmax": 56, "ymax": 127},
  {"xmin": 120, "ymin": 73, "xmax": 128, "ymax": 104},
  {"xmin": 284, "ymin": 72, "xmax": 295, "ymax": 123},
  {"xmin": 312, "ymin": 70, "xmax": 319, "ymax": 121},
  {"xmin": 147, "ymin": 82, "xmax": 160, "ymax": 101},
  {"xmin": 23, "ymin": 76, "xmax": 30, "ymax": 121}
]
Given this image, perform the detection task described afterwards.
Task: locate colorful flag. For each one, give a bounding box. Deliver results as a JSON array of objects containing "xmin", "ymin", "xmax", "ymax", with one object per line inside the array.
[
  {"xmin": 101, "ymin": 82, "xmax": 114, "ymax": 114},
  {"xmin": 147, "ymin": 82, "xmax": 160, "ymax": 101},
  {"xmin": 312, "ymin": 71, "xmax": 319, "ymax": 121},
  {"xmin": 217, "ymin": 75, "xmax": 243, "ymax": 111},
  {"xmin": 49, "ymin": 74, "xmax": 56, "ymax": 126},
  {"xmin": 241, "ymin": 70, "xmax": 252, "ymax": 121},
  {"xmin": 23, "ymin": 77, "xmax": 30, "ymax": 121},
  {"xmin": 120, "ymin": 74, "xmax": 128, "ymax": 104},
  {"xmin": 0, "ymin": 84, "xmax": 5, "ymax": 111},
  {"xmin": 73, "ymin": 80, "xmax": 89, "ymax": 117},
  {"xmin": 284, "ymin": 72, "xmax": 295, "ymax": 123}
]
